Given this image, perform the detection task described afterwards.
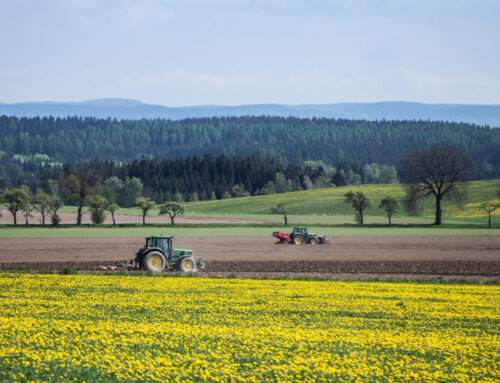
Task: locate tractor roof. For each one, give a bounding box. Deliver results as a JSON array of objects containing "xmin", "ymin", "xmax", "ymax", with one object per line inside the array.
[{"xmin": 147, "ymin": 235, "xmax": 173, "ymax": 239}]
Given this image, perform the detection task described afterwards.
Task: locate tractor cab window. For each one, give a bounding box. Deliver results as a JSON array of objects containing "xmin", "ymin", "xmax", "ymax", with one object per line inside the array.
[
  {"xmin": 295, "ymin": 227, "xmax": 306, "ymax": 235},
  {"xmin": 146, "ymin": 237, "xmax": 169, "ymax": 249},
  {"xmin": 145, "ymin": 237, "xmax": 171, "ymax": 250},
  {"xmin": 159, "ymin": 238, "xmax": 169, "ymax": 249},
  {"xmin": 146, "ymin": 238, "xmax": 158, "ymax": 247}
]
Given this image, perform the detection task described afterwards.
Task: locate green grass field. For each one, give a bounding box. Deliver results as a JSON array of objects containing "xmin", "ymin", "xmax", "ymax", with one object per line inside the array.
[
  {"xmin": 184, "ymin": 179, "xmax": 500, "ymax": 217},
  {"xmin": 56, "ymin": 179, "xmax": 500, "ymax": 219},
  {"xmin": 2, "ymin": 179, "xmax": 498, "ymax": 237},
  {"xmin": 1, "ymin": 225, "xmax": 498, "ymax": 238}
]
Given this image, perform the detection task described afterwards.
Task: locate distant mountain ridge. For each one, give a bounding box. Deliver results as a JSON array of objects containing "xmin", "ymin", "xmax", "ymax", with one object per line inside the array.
[{"xmin": 1, "ymin": 99, "xmax": 499, "ymax": 127}]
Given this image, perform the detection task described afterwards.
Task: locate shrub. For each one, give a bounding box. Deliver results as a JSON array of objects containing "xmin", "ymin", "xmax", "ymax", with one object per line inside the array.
[{"xmin": 51, "ymin": 213, "xmax": 61, "ymax": 226}]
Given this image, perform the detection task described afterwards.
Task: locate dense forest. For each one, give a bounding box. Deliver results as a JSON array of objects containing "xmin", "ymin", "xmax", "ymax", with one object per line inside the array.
[
  {"xmin": 1, "ymin": 115, "xmax": 499, "ymax": 188},
  {"xmin": 32, "ymin": 155, "xmax": 397, "ymax": 205}
]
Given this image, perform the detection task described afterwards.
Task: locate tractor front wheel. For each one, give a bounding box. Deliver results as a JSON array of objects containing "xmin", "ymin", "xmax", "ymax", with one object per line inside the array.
[
  {"xmin": 292, "ymin": 235, "xmax": 304, "ymax": 244},
  {"xmin": 309, "ymin": 237, "xmax": 318, "ymax": 245},
  {"xmin": 179, "ymin": 257, "xmax": 197, "ymax": 273},
  {"xmin": 141, "ymin": 251, "xmax": 167, "ymax": 273}
]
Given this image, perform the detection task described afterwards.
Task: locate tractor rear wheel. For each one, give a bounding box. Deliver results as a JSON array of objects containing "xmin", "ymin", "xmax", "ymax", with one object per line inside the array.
[
  {"xmin": 292, "ymin": 235, "xmax": 304, "ymax": 244},
  {"xmin": 309, "ymin": 237, "xmax": 318, "ymax": 245},
  {"xmin": 179, "ymin": 257, "xmax": 197, "ymax": 273},
  {"xmin": 141, "ymin": 251, "xmax": 167, "ymax": 273}
]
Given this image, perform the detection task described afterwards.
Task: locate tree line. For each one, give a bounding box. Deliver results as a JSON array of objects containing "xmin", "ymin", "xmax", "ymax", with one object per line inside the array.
[
  {"xmin": 0, "ymin": 184, "xmax": 186, "ymax": 227},
  {"xmin": 1, "ymin": 114, "xmax": 499, "ymax": 187},
  {"xmin": 0, "ymin": 153, "xmax": 398, "ymax": 225},
  {"xmin": 9, "ymin": 154, "xmax": 399, "ymax": 205},
  {"xmin": 2, "ymin": 144, "xmax": 499, "ymax": 226}
]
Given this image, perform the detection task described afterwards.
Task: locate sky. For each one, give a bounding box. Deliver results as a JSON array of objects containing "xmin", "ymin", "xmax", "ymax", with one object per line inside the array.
[{"xmin": 0, "ymin": 0, "xmax": 499, "ymax": 106}]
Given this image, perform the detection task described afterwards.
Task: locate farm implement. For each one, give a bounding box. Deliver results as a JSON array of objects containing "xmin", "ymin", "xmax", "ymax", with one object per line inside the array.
[
  {"xmin": 273, "ymin": 226, "xmax": 328, "ymax": 245},
  {"xmin": 129, "ymin": 235, "xmax": 205, "ymax": 273}
]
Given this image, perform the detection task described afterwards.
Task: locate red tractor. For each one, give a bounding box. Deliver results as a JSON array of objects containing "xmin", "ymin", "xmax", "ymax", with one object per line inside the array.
[{"xmin": 273, "ymin": 226, "xmax": 328, "ymax": 245}]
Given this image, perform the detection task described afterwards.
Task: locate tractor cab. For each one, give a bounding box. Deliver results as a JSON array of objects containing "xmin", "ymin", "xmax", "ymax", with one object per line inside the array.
[
  {"xmin": 293, "ymin": 227, "xmax": 308, "ymax": 237},
  {"xmin": 145, "ymin": 235, "xmax": 172, "ymax": 255}
]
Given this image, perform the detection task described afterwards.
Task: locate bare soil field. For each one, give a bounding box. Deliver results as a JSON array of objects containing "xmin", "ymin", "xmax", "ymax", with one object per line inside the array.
[
  {"xmin": 0, "ymin": 235, "xmax": 498, "ymax": 279},
  {"xmin": 0, "ymin": 209, "xmax": 272, "ymax": 225}
]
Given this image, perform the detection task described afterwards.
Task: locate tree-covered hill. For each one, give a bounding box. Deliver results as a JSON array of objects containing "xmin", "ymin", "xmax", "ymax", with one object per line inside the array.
[
  {"xmin": 1, "ymin": 115, "xmax": 499, "ymax": 179},
  {"xmin": 1, "ymin": 100, "xmax": 500, "ymax": 127}
]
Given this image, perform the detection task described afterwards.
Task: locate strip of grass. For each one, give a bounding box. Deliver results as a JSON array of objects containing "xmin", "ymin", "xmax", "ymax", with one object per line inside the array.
[
  {"xmin": 0, "ymin": 225, "xmax": 498, "ymax": 238},
  {"xmin": 1, "ymin": 221, "xmax": 497, "ymax": 229}
]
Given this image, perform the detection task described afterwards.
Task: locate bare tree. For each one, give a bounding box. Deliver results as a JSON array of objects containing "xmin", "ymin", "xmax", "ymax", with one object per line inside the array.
[
  {"xmin": 480, "ymin": 201, "xmax": 499, "ymax": 228},
  {"xmin": 400, "ymin": 144, "xmax": 473, "ymax": 225}
]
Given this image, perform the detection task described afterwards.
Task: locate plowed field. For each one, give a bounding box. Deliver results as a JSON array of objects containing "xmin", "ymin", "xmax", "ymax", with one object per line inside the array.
[{"xmin": 1, "ymin": 235, "xmax": 499, "ymax": 278}]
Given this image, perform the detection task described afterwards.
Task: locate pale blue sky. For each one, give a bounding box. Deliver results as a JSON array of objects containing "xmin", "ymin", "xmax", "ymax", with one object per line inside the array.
[{"xmin": 1, "ymin": 0, "xmax": 499, "ymax": 105}]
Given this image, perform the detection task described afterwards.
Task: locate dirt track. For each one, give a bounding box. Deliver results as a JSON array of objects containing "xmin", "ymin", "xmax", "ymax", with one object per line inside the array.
[{"xmin": 0, "ymin": 235, "xmax": 499, "ymax": 277}]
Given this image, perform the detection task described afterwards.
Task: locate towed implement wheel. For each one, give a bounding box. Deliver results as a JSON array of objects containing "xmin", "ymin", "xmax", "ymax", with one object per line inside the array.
[
  {"xmin": 309, "ymin": 237, "xmax": 318, "ymax": 245},
  {"xmin": 141, "ymin": 251, "xmax": 167, "ymax": 273},
  {"xmin": 179, "ymin": 257, "xmax": 197, "ymax": 273},
  {"xmin": 292, "ymin": 235, "xmax": 304, "ymax": 245}
]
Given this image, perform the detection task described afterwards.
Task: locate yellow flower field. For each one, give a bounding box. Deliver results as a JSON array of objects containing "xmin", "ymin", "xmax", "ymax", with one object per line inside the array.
[{"xmin": 0, "ymin": 274, "xmax": 498, "ymax": 382}]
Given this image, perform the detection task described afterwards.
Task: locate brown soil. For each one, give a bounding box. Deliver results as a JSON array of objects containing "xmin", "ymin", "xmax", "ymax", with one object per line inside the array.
[
  {"xmin": 0, "ymin": 235, "xmax": 499, "ymax": 279},
  {"xmin": 0, "ymin": 209, "xmax": 273, "ymax": 225}
]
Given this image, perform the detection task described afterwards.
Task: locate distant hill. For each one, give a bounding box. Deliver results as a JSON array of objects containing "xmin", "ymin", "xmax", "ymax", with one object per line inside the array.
[{"xmin": 1, "ymin": 99, "xmax": 499, "ymax": 127}]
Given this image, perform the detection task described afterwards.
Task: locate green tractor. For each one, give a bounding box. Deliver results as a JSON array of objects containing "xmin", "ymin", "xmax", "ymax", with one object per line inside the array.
[
  {"xmin": 273, "ymin": 226, "xmax": 329, "ymax": 244},
  {"xmin": 133, "ymin": 235, "xmax": 205, "ymax": 273}
]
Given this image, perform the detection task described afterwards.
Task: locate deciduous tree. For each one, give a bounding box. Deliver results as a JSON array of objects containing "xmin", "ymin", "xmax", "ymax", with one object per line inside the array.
[
  {"xmin": 32, "ymin": 190, "xmax": 51, "ymax": 225},
  {"xmin": 2, "ymin": 188, "xmax": 29, "ymax": 225},
  {"xmin": 271, "ymin": 203, "xmax": 288, "ymax": 226},
  {"xmin": 21, "ymin": 199, "xmax": 33, "ymax": 225},
  {"xmin": 49, "ymin": 198, "xmax": 63, "ymax": 226},
  {"xmin": 106, "ymin": 202, "xmax": 119, "ymax": 225},
  {"xmin": 119, "ymin": 177, "xmax": 143, "ymax": 207},
  {"xmin": 400, "ymin": 144, "xmax": 473, "ymax": 225},
  {"xmin": 159, "ymin": 202, "xmax": 185, "ymax": 226},
  {"xmin": 47, "ymin": 179, "xmax": 63, "ymax": 225},
  {"xmin": 64, "ymin": 164, "xmax": 98, "ymax": 225},
  {"xmin": 88, "ymin": 195, "xmax": 108, "ymax": 225},
  {"xmin": 135, "ymin": 197, "xmax": 155, "ymax": 225},
  {"xmin": 344, "ymin": 191, "xmax": 371, "ymax": 224},
  {"xmin": 379, "ymin": 196, "xmax": 399, "ymax": 225}
]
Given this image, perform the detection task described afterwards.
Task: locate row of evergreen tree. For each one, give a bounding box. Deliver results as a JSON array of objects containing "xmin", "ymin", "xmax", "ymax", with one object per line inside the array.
[{"xmin": 1, "ymin": 115, "xmax": 499, "ymax": 187}]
